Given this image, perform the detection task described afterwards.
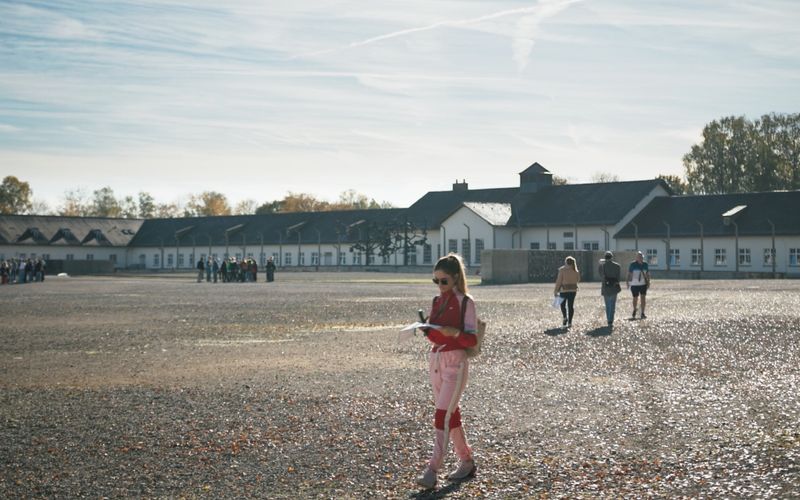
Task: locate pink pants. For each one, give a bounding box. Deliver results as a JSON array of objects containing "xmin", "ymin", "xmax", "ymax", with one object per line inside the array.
[{"xmin": 427, "ymin": 349, "xmax": 472, "ymax": 471}]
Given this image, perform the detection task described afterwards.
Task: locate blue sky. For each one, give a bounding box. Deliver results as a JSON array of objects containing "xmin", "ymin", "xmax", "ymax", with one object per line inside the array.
[{"xmin": 1, "ymin": 0, "xmax": 799, "ymax": 210}]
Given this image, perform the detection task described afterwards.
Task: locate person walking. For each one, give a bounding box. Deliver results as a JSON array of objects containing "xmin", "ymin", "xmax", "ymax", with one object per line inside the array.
[
  {"xmin": 599, "ymin": 251, "xmax": 622, "ymax": 327},
  {"xmin": 196, "ymin": 258, "xmax": 204, "ymax": 283},
  {"xmin": 212, "ymin": 258, "xmax": 219, "ymax": 283},
  {"xmin": 626, "ymin": 251, "xmax": 650, "ymax": 319},
  {"xmin": 417, "ymin": 253, "xmax": 478, "ymax": 490},
  {"xmin": 266, "ymin": 256, "xmax": 276, "ymax": 282},
  {"xmin": 554, "ymin": 256, "xmax": 580, "ymax": 328}
]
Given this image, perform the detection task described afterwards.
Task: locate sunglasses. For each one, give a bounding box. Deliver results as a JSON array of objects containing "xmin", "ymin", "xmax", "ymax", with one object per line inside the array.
[{"xmin": 432, "ymin": 277, "xmax": 450, "ymax": 285}]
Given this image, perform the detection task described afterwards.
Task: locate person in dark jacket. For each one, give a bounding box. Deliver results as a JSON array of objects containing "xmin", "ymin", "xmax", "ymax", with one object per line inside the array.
[
  {"xmin": 598, "ymin": 251, "xmax": 622, "ymax": 327},
  {"xmin": 196, "ymin": 258, "xmax": 204, "ymax": 283},
  {"xmin": 266, "ymin": 256, "xmax": 276, "ymax": 282}
]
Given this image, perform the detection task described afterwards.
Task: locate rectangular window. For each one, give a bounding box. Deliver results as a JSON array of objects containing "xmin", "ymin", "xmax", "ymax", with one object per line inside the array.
[
  {"xmin": 738, "ymin": 248, "xmax": 751, "ymax": 266},
  {"xmin": 475, "ymin": 239, "xmax": 484, "ymax": 264},
  {"xmin": 311, "ymin": 252, "xmax": 319, "ymax": 265},
  {"xmin": 153, "ymin": 254, "xmax": 160, "ymax": 267},
  {"xmin": 382, "ymin": 254, "xmax": 390, "ymax": 265},
  {"xmin": 448, "ymin": 239, "xmax": 458, "ymax": 254},
  {"xmin": 66, "ymin": 254, "xmax": 74, "ymax": 261},
  {"xmin": 338, "ymin": 251, "xmax": 346, "ymax": 265},
  {"xmin": 582, "ymin": 242, "xmax": 599, "ymax": 251},
  {"xmin": 407, "ymin": 247, "xmax": 417, "ymax": 265},
  {"xmin": 646, "ymin": 249, "xmax": 658, "ymax": 266},
  {"xmin": 271, "ymin": 252, "xmax": 279, "ymax": 266},
  {"xmin": 461, "ymin": 238, "xmax": 471, "ymax": 264},
  {"xmin": 564, "ymin": 242, "xmax": 574, "ymax": 250},
  {"xmin": 423, "ymin": 244, "xmax": 432, "ymax": 264},
  {"xmin": 547, "ymin": 242, "xmax": 557, "ymax": 250},
  {"xmin": 669, "ymin": 249, "xmax": 680, "ymax": 267},
  {"xmin": 111, "ymin": 254, "xmax": 118, "ymax": 264},
  {"xmin": 235, "ymin": 253, "xmax": 242, "ymax": 260},
  {"xmin": 284, "ymin": 252, "xmax": 292, "ymax": 266},
  {"xmin": 763, "ymin": 248, "xmax": 775, "ymax": 266},
  {"xmin": 529, "ymin": 242, "xmax": 540, "ymax": 250},
  {"xmin": 247, "ymin": 252, "xmax": 253, "ymax": 259},
  {"xmin": 790, "ymin": 248, "xmax": 800, "ymax": 267},
  {"xmin": 324, "ymin": 252, "xmax": 333, "ymax": 266},
  {"xmin": 42, "ymin": 253, "xmax": 50, "ymax": 260},
  {"xmin": 691, "ymin": 249, "xmax": 702, "ymax": 266},
  {"xmin": 353, "ymin": 252, "xmax": 362, "ymax": 265},
  {"xmin": 714, "ymin": 248, "xmax": 726, "ymax": 266},
  {"xmin": 87, "ymin": 254, "xmax": 94, "ymax": 261},
  {"xmin": 167, "ymin": 254, "xmax": 174, "ymax": 267},
  {"xmin": 563, "ymin": 231, "xmax": 573, "ymax": 238},
  {"xmin": 299, "ymin": 252, "xmax": 305, "ymax": 266}
]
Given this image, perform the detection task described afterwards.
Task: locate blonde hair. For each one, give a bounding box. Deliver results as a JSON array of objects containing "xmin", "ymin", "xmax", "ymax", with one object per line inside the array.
[
  {"xmin": 565, "ymin": 256, "xmax": 578, "ymax": 273},
  {"xmin": 434, "ymin": 253, "xmax": 468, "ymax": 294}
]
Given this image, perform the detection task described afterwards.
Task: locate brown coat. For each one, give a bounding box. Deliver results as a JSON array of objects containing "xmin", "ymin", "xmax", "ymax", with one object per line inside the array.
[{"xmin": 554, "ymin": 265, "xmax": 580, "ymax": 294}]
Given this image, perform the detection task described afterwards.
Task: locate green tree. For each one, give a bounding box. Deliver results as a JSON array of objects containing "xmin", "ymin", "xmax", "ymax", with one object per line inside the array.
[
  {"xmin": 683, "ymin": 113, "xmax": 800, "ymax": 194},
  {"xmin": 91, "ymin": 186, "xmax": 122, "ymax": 217},
  {"xmin": 120, "ymin": 196, "xmax": 139, "ymax": 218},
  {"xmin": 0, "ymin": 175, "xmax": 33, "ymax": 214},
  {"xmin": 138, "ymin": 192, "xmax": 156, "ymax": 218},
  {"xmin": 255, "ymin": 200, "xmax": 283, "ymax": 214}
]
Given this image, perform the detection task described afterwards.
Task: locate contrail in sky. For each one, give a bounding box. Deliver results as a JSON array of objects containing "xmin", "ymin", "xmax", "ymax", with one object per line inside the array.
[{"xmin": 292, "ymin": 0, "xmax": 585, "ymax": 60}]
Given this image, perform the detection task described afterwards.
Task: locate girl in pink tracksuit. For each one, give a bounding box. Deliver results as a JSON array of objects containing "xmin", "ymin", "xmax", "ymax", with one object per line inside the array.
[{"xmin": 417, "ymin": 253, "xmax": 478, "ymax": 489}]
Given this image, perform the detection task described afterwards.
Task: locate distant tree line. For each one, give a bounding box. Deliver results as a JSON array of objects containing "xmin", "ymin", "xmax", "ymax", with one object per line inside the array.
[
  {"xmin": 0, "ymin": 179, "xmax": 393, "ymax": 218},
  {"xmin": 2, "ymin": 113, "xmax": 798, "ymax": 215}
]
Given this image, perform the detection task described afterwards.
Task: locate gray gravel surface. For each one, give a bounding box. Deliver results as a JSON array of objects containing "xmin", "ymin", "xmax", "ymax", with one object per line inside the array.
[{"xmin": 1, "ymin": 274, "xmax": 799, "ymax": 499}]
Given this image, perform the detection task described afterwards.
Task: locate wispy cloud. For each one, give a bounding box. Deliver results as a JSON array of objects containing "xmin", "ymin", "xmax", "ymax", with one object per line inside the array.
[{"xmin": 293, "ymin": 0, "xmax": 586, "ymax": 67}]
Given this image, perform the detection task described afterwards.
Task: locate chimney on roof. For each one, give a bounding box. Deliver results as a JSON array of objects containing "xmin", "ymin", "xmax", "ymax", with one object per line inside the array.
[{"xmin": 453, "ymin": 179, "xmax": 468, "ymax": 192}]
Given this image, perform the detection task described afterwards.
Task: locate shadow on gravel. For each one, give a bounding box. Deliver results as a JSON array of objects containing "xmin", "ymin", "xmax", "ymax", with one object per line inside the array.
[
  {"xmin": 544, "ymin": 327, "xmax": 568, "ymax": 336},
  {"xmin": 409, "ymin": 479, "xmax": 467, "ymax": 499},
  {"xmin": 586, "ymin": 326, "xmax": 612, "ymax": 337}
]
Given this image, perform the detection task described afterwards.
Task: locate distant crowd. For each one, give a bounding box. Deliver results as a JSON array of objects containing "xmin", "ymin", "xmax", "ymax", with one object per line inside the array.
[
  {"xmin": 196, "ymin": 256, "xmax": 276, "ymax": 283},
  {"xmin": 1, "ymin": 258, "xmax": 47, "ymax": 284}
]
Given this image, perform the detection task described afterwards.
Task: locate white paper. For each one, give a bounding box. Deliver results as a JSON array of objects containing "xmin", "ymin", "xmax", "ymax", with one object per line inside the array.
[
  {"xmin": 551, "ymin": 296, "xmax": 564, "ymax": 308},
  {"xmin": 399, "ymin": 321, "xmax": 443, "ymax": 332}
]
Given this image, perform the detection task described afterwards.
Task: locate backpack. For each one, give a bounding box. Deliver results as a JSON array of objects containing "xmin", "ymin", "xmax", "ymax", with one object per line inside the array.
[{"xmin": 459, "ymin": 296, "xmax": 486, "ymax": 358}]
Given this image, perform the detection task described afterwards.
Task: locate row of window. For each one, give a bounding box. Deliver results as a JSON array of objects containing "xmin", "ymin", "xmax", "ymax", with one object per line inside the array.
[
  {"xmin": 644, "ymin": 248, "xmax": 799, "ymax": 267},
  {"xmin": 447, "ymin": 239, "xmax": 486, "ymax": 264}
]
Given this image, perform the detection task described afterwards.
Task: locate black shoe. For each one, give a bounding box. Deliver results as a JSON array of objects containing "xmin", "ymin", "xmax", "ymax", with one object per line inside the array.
[
  {"xmin": 641, "ymin": 313, "xmax": 647, "ymax": 319},
  {"xmin": 562, "ymin": 318, "xmax": 568, "ymax": 326},
  {"xmin": 567, "ymin": 322, "xmax": 572, "ymax": 328}
]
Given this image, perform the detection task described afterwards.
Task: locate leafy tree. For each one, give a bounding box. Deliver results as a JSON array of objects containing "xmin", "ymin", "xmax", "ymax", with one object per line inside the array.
[
  {"xmin": 683, "ymin": 113, "xmax": 800, "ymax": 194},
  {"xmin": 120, "ymin": 196, "xmax": 139, "ymax": 218},
  {"xmin": 280, "ymin": 192, "xmax": 329, "ymax": 212},
  {"xmin": 0, "ymin": 175, "xmax": 33, "ymax": 214},
  {"xmin": 155, "ymin": 202, "xmax": 181, "ymax": 218},
  {"xmin": 185, "ymin": 191, "xmax": 232, "ymax": 216},
  {"xmin": 234, "ymin": 199, "xmax": 257, "ymax": 215},
  {"xmin": 138, "ymin": 192, "xmax": 156, "ymax": 218},
  {"xmin": 91, "ymin": 186, "xmax": 122, "ymax": 217},
  {"xmin": 59, "ymin": 189, "xmax": 91, "ymax": 216},
  {"xmin": 348, "ymin": 219, "xmax": 396, "ymax": 265},
  {"xmin": 255, "ymin": 200, "xmax": 283, "ymax": 214},
  {"xmin": 656, "ymin": 174, "xmax": 689, "ymax": 195}
]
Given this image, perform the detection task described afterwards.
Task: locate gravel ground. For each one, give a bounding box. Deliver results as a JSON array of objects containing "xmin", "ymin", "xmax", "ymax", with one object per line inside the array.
[{"xmin": 1, "ymin": 274, "xmax": 799, "ymax": 499}]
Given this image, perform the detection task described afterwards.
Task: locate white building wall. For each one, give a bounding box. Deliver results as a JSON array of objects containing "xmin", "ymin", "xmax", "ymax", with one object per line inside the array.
[
  {"xmin": 518, "ymin": 226, "xmax": 611, "ymax": 251},
  {"xmin": 616, "ymin": 235, "xmax": 800, "ymax": 274},
  {"xmin": 440, "ymin": 208, "xmax": 496, "ymax": 267},
  {"xmin": 0, "ymin": 245, "xmax": 128, "ymax": 268}
]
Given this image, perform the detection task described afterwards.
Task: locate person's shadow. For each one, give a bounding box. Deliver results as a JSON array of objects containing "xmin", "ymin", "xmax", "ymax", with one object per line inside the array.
[
  {"xmin": 544, "ymin": 326, "xmax": 568, "ymax": 336},
  {"xmin": 410, "ymin": 480, "xmax": 467, "ymax": 499},
  {"xmin": 586, "ymin": 325, "xmax": 612, "ymax": 337}
]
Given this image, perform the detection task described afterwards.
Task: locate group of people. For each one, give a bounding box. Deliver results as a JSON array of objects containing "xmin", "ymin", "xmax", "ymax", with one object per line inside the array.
[
  {"xmin": 0, "ymin": 258, "xmax": 46, "ymax": 284},
  {"xmin": 554, "ymin": 250, "xmax": 651, "ymax": 328},
  {"xmin": 195, "ymin": 256, "xmax": 277, "ymax": 283}
]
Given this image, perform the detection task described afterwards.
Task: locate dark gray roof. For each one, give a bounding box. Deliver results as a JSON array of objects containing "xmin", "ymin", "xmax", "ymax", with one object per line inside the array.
[
  {"xmin": 519, "ymin": 162, "xmax": 551, "ymax": 175},
  {"xmin": 405, "ymin": 187, "xmax": 519, "ymax": 228},
  {"xmin": 0, "ymin": 215, "xmax": 143, "ymax": 247},
  {"xmin": 128, "ymin": 208, "xmax": 407, "ymax": 247},
  {"xmin": 512, "ymin": 179, "xmax": 669, "ymax": 226},
  {"xmin": 615, "ymin": 191, "xmax": 800, "ymax": 238}
]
